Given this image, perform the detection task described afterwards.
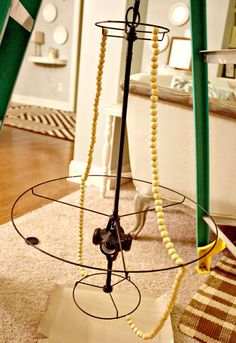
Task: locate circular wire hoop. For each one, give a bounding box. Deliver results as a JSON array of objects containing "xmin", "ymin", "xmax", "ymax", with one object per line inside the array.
[
  {"xmin": 95, "ymin": 20, "xmax": 169, "ymax": 41},
  {"xmin": 11, "ymin": 174, "xmax": 219, "ymax": 274},
  {"xmin": 73, "ymin": 272, "xmax": 141, "ymax": 320}
]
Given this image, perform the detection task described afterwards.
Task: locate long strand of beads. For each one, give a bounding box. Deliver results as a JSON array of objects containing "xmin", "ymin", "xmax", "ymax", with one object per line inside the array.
[
  {"xmin": 77, "ymin": 29, "xmax": 108, "ymax": 277},
  {"xmin": 125, "ymin": 26, "xmax": 187, "ymax": 340}
]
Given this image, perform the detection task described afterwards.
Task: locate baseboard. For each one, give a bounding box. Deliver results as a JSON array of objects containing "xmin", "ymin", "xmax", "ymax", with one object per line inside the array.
[{"xmin": 11, "ymin": 94, "xmax": 74, "ymax": 111}]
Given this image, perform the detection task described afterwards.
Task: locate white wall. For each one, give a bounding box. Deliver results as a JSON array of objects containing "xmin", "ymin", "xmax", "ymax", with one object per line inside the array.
[{"xmin": 12, "ymin": 0, "xmax": 82, "ymax": 111}]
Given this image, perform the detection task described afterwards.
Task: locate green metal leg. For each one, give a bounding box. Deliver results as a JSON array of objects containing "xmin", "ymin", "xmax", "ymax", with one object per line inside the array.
[
  {"xmin": 190, "ymin": 0, "xmax": 210, "ymax": 248},
  {"xmin": 0, "ymin": 1, "xmax": 42, "ymax": 129}
]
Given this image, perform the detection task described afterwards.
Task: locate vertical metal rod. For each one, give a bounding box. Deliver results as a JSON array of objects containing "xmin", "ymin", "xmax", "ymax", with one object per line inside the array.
[
  {"xmin": 112, "ymin": 26, "xmax": 138, "ymax": 218},
  {"xmin": 103, "ymin": 255, "xmax": 113, "ymax": 293},
  {"xmin": 133, "ymin": 0, "xmax": 140, "ymax": 21},
  {"xmin": 190, "ymin": 0, "xmax": 210, "ymax": 248}
]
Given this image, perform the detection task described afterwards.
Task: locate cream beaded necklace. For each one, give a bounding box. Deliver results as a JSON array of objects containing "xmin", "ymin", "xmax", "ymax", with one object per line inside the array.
[
  {"xmin": 77, "ymin": 28, "xmax": 108, "ymax": 278},
  {"xmin": 77, "ymin": 26, "xmax": 187, "ymax": 340},
  {"xmin": 125, "ymin": 26, "xmax": 187, "ymax": 340}
]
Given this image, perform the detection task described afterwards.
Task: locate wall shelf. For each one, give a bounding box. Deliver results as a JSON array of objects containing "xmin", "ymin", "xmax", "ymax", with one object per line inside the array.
[
  {"xmin": 28, "ymin": 56, "xmax": 67, "ymax": 66},
  {"xmin": 200, "ymin": 49, "xmax": 236, "ymax": 64}
]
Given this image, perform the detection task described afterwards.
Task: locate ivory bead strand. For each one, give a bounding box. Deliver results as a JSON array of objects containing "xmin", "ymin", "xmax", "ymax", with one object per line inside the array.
[
  {"xmin": 125, "ymin": 26, "xmax": 187, "ymax": 340},
  {"xmin": 77, "ymin": 29, "xmax": 108, "ymax": 277}
]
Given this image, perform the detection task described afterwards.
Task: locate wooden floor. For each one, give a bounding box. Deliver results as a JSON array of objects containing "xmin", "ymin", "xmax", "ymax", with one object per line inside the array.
[{"xmin": 0, "ymin": 126, "xmax": 79, "ymax": 224}]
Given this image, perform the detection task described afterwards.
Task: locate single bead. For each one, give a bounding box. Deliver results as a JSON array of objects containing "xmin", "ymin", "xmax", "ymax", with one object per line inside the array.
[
  {"xmin": 143, "ymin": 333, "xmax": 150, "ymax": 340},
  {"xmin": 153, "ymin": 27, "xmax": 159, "ymax": 34},
  {"xmin": 152, "ymin": 186, "xmax": 159, "ymax": 194},
  {"xmin": 155, "ymin": 197, "xmax": 162, "ymax": 205},
  {"xmin": 159, "ymin": 224, "xmax": 167, "ymax": 232},
  {"xmin": 97, "ymin": 69, "xmax": 103, "ymax": 76},
  {"xmin": 153, "ymin": 48, "xmax": 160, "ymax": 55},
  {"xmin": 151, "ymin": 129, "xmax": 157, "ymax": 136},
  {"xmin": 150, "ymin": 136, "xmax": 157, "ymax": 143},
  {"xmin": 151, "ymin": 56, "xmax": 157, "ymax": 62},
  {"xmin": 155, "ymin": 205, "xmax": 162, "ymax": 212},
  {"xmin": 152, "ymin": 34, "xmax": 158, "ymax": 41},
  {"xmin": 150, "ymin": 95, "xmax": 158, "ymax": 102},
  {"xmin": 176, "ymin": 258, "xmax": 184, "ymax": 266},
  {"xmin": 152, "ymin": 169, "xmax": 159, "ymax": 176},
  {"xmin": 150, "ymin": 149, "xmax": 157, "ymax": 156},
  {"xmin": 150, "ymin": 102, "xmax": 157, "ymax": 110},
  {"xmin": 157, "ymin": 212, "xmax": 164, "ymax": 219},
  {"xmin": 158, "ymin": 218, "xmax": 165, "ymax": 225},
  {"xmin": 160, "ymin": 230, "xmax": 169, "ymax": 238},
  {"xmin": 154, "ymin": 198, "xmax": 162, "ymax": 205},
  {"xmin": 151, "ymin": 62, "xmax": 158, "ymax": 69},
  {"xmin": 151, "ymin": 157, "xmax": 158, "ymax": 165},
  {"xmin": 163, "ymin": 237, "xmax": 171, "ymax": 244},
  {"xmin": 151, "ymin": 116, "xmax": 157, "ymax": 123},
  {"xmin": 150, "ymin": 109, "xmax": 157, "ymax": 116},
  {"xmin": 137, "ymin": 330, "xmax": 143, "ymax": 337},
  {"xmin": 150, "ymin": 75, "xmax": 157, "ymax": 82},
  {"xmin": 150, "ymin": 68, "xmax": 157, "ymax": 75},
  {"xmin": 152, "ymin": 42, "xmax": 158, "ymax": 49},
  {"xmin": 151, "ymin": 88, "xmax": 159, "ymax": 96},
  {"xmin": 155, "ymin": 196, "xmax": 163, "ymax": 203},
  {"xmin": 166, "ymin": 242, "xmax": 174, "ymax": 249},
  {"xmin": 152, "ymin": 167, "xmax": 159, "ymax": 180},
  {"xmin": 151, "ymin": 154, "xmax": 157, "ymax": 161},
  {"xmin": 149, "ymin": 142, "xmax": 156, "ymax": 149},
  {"xmin": 171, "ymin": 253, "xmax": 179, "ymax": 261},
  {"xmin": 150, "ymin": 103, "xmax": 157, "ymax": 110},
  {"xmin": 151, "ymin": 82, "xmax": 158, "ymax": 89},
  {"xmin": 153, "ymin": 182, "xmax": 159, "ymax": 189},
  {"xmin": 168, "ymin": 248, "xmax": 177, "ymax": 256}
]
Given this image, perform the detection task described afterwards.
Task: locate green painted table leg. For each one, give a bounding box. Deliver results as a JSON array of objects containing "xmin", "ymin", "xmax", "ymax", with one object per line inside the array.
[{"xmin": 190, "ymin": 0, "xmax": 210, "ymax": 248}]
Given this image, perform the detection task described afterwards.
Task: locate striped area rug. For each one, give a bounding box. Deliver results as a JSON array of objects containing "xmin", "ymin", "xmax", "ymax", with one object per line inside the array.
[
  {"xmin": 179, "ymin": 256, "xmax": 236, "ymax": 343},
  {"xmin": 4, "ymin": 103, "xmax": 76, "ymax": 141}
]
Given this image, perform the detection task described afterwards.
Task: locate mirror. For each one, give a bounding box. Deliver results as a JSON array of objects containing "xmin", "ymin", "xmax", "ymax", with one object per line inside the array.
[
  {"xmin": 168, "ymin": 3, "xmax": 189, "ymax": 26},
  {"xmin": 42, "ymin": 3, "xmax": 58, "ymax": 23},
  {"xmin": 167, "ymin": 37, "xmax": 191, "ymax": 70},
  {"xmin": 53, "ymin": 26, "xmax": 68, "ymax": 45}
]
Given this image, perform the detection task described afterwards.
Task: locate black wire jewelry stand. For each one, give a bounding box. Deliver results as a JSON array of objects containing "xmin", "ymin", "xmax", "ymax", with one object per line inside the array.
[{"xmin": 11, "ymin": 0, "xmax": 219, "ymax": 320}]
